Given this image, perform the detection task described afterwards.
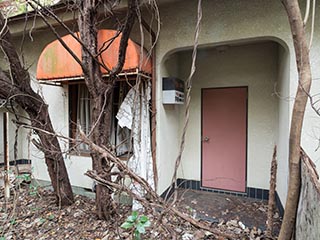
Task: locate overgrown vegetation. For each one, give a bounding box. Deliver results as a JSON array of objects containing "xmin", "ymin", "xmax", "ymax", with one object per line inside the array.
[
  {"xmin": 0, "ymin": 0, "xmax": 58, "ymax": 17},
  {"xmin": 121, "ymin": 211, "xmax": 151, "ymax": 240},
  {"xmin": 0, "ymin": 0, "xmax": 317, "ymax": 239}
]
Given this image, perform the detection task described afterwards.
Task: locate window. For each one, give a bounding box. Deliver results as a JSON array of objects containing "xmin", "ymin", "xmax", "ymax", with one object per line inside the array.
[
  {"xmin": 69, "ymin": 83, "xmax": 91, "ymax": 152},
  {"xmin": 69, "ymin": 81, "xmax": 133, "ymax": 155}
]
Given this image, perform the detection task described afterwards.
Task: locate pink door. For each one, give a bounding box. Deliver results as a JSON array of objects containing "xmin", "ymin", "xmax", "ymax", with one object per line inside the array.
[{"xmin": 201, "ymin": 87, "xmax": 247, "ymax": 192}]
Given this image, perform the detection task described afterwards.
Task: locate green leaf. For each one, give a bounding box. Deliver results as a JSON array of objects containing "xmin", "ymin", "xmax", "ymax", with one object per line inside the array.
[
  {"xmin": 10, "ymin": 219, "xmax": 16, "ymax": 225},
  {"xmin": 120, "ymin": 221, "xmax": 134, "ymax": 229},
  {"xmin": 132, "ymin": 211, "xmax": 138, "ymax": 218},
  {"xmin": 143, "ymin": 220, "xmax": 151, "ymax": 227},
  {"xmin": 134, "ymin": 231, "xmax": 141, "ymax": 240},
  {"xmin": 127, "ymin": 211, "xmax": 138, "ymax": 222},
  {"xmin": 139, "ymin": 215, "xmax": 148, "ymax": 223},
  {"xmin": 127, "ymin": 215, "xmax": 136, "ymax": 223},
  {"xmin": 136, "ymin": 224, "xmax": 146, "ymax": 234}
]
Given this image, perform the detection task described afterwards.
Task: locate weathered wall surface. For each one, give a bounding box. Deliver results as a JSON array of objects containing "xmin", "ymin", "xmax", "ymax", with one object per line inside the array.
[
  {"xmin": 296, "ymin": 152, "xmax": 320, "ymax": 240},
  {"xmin": 0, "ymin": 108, "xmax": 29, "ymax": 164},
  {"xmin": 156, "ymin": 0, "xmax": 293, "ymax": 199},
  {"xmin": 156, "ymin": 0, "xmax": 320, "ymax": 206},
  {"xmin": 162, "ymin": 42, "xmax": 280, "ymax": 190},
  {"xmin": 2, "ymin": 0, "xmax": 320, "ymax": 207},
  {"xmin": 0, "ymin": 110, "xmax": 18, "ymax": 163}
]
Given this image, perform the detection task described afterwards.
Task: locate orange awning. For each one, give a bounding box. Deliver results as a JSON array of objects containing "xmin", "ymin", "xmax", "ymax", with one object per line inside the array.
[{"xmin": 36, "ymin": 29, "xmax": 152, "ymax": 81}]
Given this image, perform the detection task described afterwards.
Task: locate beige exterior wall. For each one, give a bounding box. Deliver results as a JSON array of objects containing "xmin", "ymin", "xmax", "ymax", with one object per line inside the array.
[
  {"xmin": 155, "ymin": 0, "xmax": 320, "ymax": 206},
  {"xmin": 2, "ymin": 0, "xmax": 320, "ymax": 207},
  {"xmin": 161, "ymin": 41, "xmax": 284, "ymax": 191},
  {"xmin": 29, "ymin": 82, "xmax": 94, "ymax": 189},
  {"xmin": 0, "ymin": 110, "xmax": 25, "ymax": 163},
  {"xmin": 0, "ymin": 28, "xmax": 95, "ymax": 189}
]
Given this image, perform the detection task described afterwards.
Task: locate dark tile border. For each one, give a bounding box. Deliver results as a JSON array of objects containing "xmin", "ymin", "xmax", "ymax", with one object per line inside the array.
[
  {"xmin": 178, "ymin": 178, "xmax": 269, "ymax": 200},
  {"xmin": 275, "ymin": 191, "xmax": 284, "ymax": 217},
  {"xmin": 0, "ymin": 158, "xmax": 31, "ymax": 166},
  {"xmin": 160, "ymin": 182, "xmax": 175, "ymax": 200},
  {"xmin": 161, "ymin": 178, "xmax": 284, "ymax": 217},
  {"xmin": 246, "ymin": 187, "xmax": 269, "ymax": 201}
]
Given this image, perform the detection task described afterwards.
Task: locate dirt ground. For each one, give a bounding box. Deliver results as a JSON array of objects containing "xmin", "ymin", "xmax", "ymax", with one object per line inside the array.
[
  {"xmin": 0, "ymin": 184, "xmax": 281, "ymax": 239},
  {"xmin": 176, "ymin": 189, "xmax": 281, "ymax": 235}
]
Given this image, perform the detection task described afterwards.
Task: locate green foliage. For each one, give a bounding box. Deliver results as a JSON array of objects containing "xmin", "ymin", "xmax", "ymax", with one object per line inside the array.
[
  {"xmin": 9, "ymin": 218, "xmax": 16, "ymax": 225},
  {"xmin": 16, "ymin": 174, "xmax": 31, "ymax": 182},
  {"xmin": 29, "ymin": 184, "xmax": 39, "ymax": 196},
  {"xmin": 0, "ymin": 0, "xmax": 59, "ymax": 17},
  {"xmin": 39, "ymin": 218, "xmax": 46, "ymax": 224},
  {"xmin": 47, "ymin": 213, "xmax": 54, "ymax": 220},
  {"xmin": 31, "ymin": 207, "xmax": 41, "ymax": 212},
  {"xmin": 121, "ymin": 211, "xmax": 151, "ymax": 240}
]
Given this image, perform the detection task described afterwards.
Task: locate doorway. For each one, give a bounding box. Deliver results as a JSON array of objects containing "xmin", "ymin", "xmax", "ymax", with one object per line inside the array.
[{"xmin": 201, "ymin": 87, "xmax": 247, "ymax": 192}]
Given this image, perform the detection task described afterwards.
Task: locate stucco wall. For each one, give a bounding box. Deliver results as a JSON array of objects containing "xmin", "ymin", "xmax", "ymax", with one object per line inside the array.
[
  {"xmin": 0, "ymin": 107, "xmax": 30, "ymax": 164},
  {"xmin": 0, "ymin": 29, "xmax": 95, "ymax": 189},
  {"xmin": 2, "ymin": 0, "xmax": 320, "ymax": 208},
  {"xmin": 154, "ymin": 0, "xmax": 317, "ymax": 207},
  {"xmin": 29, "ymin": 83, "xmax": 93, "ymax": 189},
  {"xmin": 276, "ymin": 44, "xmax": 291, "ymax": 203},
  {"xmin": 162, "ymin": 41, "xmax": 281, "ymax": 191},
  {"xmin": 0, "ymin": 110, "xmax": 18, "ymax": 163},
  {"xmin": 157, "ymin": 53, "xmax": 182, "ymax": 193}
]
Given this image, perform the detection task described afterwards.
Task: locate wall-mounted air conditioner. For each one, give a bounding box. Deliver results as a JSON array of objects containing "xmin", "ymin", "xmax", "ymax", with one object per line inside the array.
[{"xmin": 162, "ymin": 77, "xmax": 184, "ymax": 104}]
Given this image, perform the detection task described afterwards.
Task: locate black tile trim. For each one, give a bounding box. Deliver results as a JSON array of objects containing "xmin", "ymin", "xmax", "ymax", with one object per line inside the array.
[
  {"xmin": 246, "ymin": 187, "xmax": 270, "ymax": 201},
  {"xmin": 0, "ymin": 159, "xmax": 31, "ymax": 166},
  {"xmin": 178, "ymin": 178, "xmax": 269, "ymax": 200},
  {"xmin": 160, "ymin": 182, "xmax": 175, "ymax": 200},
  {"xmin": 275, "ymin": 191, "xmax": 284, "ymax": 217},
  {"xmin": 161, "ymin": 178, "xmax": 285, "ymax": 218}
]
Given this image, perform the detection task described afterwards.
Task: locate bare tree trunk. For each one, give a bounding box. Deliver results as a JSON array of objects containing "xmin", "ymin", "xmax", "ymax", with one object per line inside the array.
[
  {"xmin": 0, "ymin": 12, "xmax": 74, "ymax": 205},
  {"xmin": 31, "ymin": 106, "xmax": 74, "ymax": 206},
  {"xmin": 0, "ymin": 73, "xmax": 74, "ymax": 205},
  {"xmin": 78, "ymin": 0, "xmax": 137, "ymax": 219},
  {"xmin": 91, "ymin": 93, "xmax": 114, "ymax": 219},
  {"xmin": 279, "ymin": 1, "xmax": 312, "ymax": 239},
  {"xmin": 78, "ymin": 0, "xmax": 114, "ymax": 219}
]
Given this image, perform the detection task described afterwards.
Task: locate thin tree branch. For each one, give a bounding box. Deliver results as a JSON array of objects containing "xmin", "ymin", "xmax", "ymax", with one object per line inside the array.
[
  {"xmin": 27, "ymin": 2, "xmax": 87, "ymax": 75},
  {"xmin": 110, "ymin": 0, "xmax": 137, "ymax": 76},
  {"xmin": 30, "ymin": 0, "xmax": 111, "ymax": 73}
]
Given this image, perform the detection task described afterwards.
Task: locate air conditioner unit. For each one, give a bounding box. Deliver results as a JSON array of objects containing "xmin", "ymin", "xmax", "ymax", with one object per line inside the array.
[{"xmin": 162, "ymin": 77, "xmax": 184, "ymax": 104}]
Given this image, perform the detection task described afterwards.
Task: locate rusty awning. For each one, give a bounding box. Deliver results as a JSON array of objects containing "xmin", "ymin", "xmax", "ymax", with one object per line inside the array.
[{"xmin": 36, "ymin": 29, "xmax": 152, "ymax": 81}]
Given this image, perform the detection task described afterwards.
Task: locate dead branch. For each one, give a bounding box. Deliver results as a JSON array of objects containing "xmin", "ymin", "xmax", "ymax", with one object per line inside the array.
[
  {"xmin": 0, "ymin": 15, "xmax": 30, "ymax": 89},
  {"xmin": 110, "ymin": 0, "xmax": 137, "ymax": 76},
  {"xmin": 27, "ymin": 2, "xmax": 86, "ymax": 74},
  {"xmin": 266, "ymin": 146, "xmax": 277, "ymax": 238},
  {"xmin": 0, "ymin": 10, "xmax": 74, "ymax": 205},
  {"xmin": 29, "ymin": 0, "xmax": 112, "ymax": 73},
  {"xmin": 169, "ymin": 0, "xmax": 202, "ymax": 205},
  {"xmin": 79, "ymin": 130, "xmax": 235, "ymax": 239}
]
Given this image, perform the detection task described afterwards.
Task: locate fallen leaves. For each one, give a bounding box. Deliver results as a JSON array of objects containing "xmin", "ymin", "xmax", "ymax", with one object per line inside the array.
[{"xmin": 0, "ymin": 184, "xmax": 281, "ymax": 239}]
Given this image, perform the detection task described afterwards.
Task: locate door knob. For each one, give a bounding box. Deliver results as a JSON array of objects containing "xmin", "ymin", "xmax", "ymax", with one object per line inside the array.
[{"xmin": 203, "ymin": 136, "xmax": 210, "ymax": 142}]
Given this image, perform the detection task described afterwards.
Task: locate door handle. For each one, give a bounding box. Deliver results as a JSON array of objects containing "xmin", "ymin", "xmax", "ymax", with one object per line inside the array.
[{"xmin": 203, "ymin": 136, "xmax": 210, "ymax": 142}]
